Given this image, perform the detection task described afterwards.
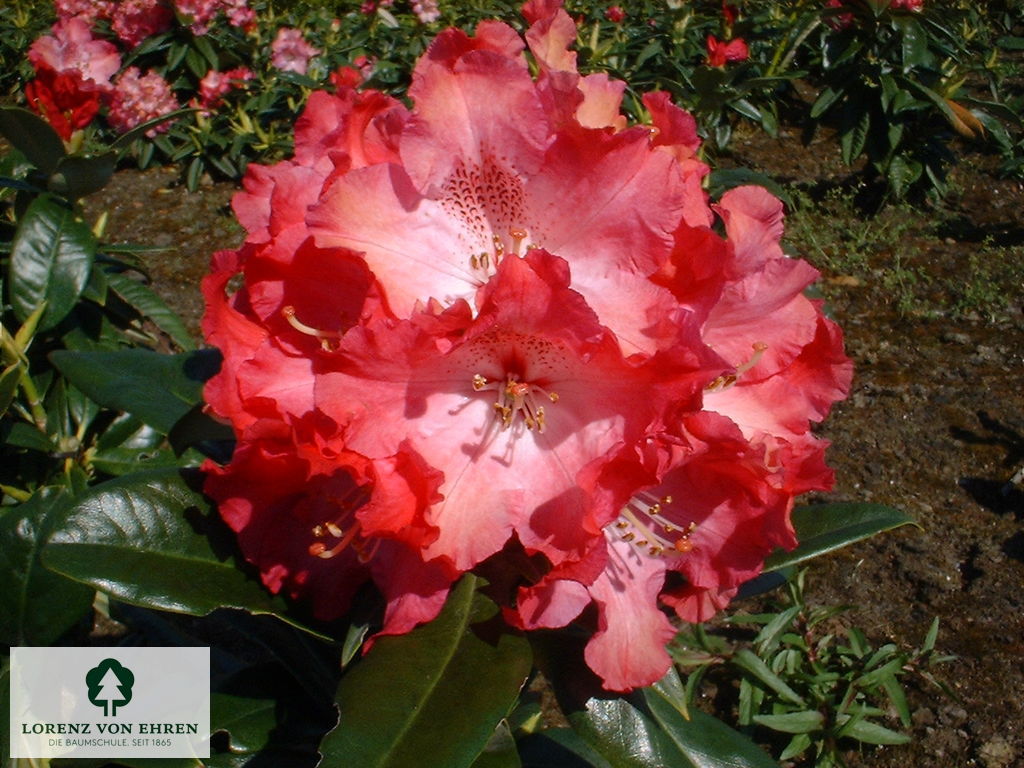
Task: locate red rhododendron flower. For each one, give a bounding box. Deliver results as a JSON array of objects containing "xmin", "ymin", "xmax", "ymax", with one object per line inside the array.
[
  {"xmin": 604, "ymin": 5, "xmax": 625, "ymax": 22},
  {"xmin": 824, "ymin": 0, "xmax": 854, "ymax": 29},
  {"xmin": 24, "ymin": 64, "xmax": 102, "ymax": 140},
  {"xmin": 889, "ymin": 0, "xmax": 923, "ymax": 10},
  {"xmin": 706, "ymin": 34, "xmax": 749, "ymax": 67},
  {"xmin": 722, "ymin": 1, "xmax": 739, "ymax": 26},
  {"xmin": 203, "ymin": 0, "xmax": 850, "ymax": 691},
  {"xmin": 29, "ymin": 16, "xmax": 120, "ymax": 89}
]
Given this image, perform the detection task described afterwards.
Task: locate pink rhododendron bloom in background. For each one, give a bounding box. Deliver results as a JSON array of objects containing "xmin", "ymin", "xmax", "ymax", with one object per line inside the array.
[
  {"xmin": 890, "ymin": 0, "xmax": 923, "ymax": 10},
  {"xmin": 29, "ymin": 17, "xmax": 120, "ymax": 89},
  {"xmin": 111, "ymin": 0, "xmax": 174, "ymax": 47},
  {"xmin": 106, "ymin": 66, "xmax": 180, "ymax": 136},
  {"xmin": 204, "ymin": 0, "xmax": 850, "ymax": 692},
  {"xmin": 412, "ymin": 0, "xmax": 441, "ymax": 23},
  {"xmin": 174, "ymin": 0, "xmax": 222, "ymax": 34},
  {"xmin": 706, "ymin": 34, "xmax": 749, "ymax": 67},
  {"xmin": 194, "ymin": 66, "xmax": 253, "ymax": 111},
  {"xmin": 271, "ymin": 27, "xmax": 320, "ymax": 74},
  {"xmin": 223, "ymin": 0, "xmax": 257, "ymax": 30},
  {"xmin": 54, "ymin": 0, "xmax": 113, "ymax": 24}
]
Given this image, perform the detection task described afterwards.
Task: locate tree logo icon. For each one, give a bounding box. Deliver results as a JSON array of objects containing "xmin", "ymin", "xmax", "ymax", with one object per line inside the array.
[{"xmin": 86, "ymin": 658, "xmax": 135, "ymax": 716}]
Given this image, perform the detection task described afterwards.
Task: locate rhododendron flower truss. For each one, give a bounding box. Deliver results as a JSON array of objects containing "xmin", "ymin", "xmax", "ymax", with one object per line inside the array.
[{"xmin": 203, "ymin": 0, "xmax": 851, "ymax": 693}]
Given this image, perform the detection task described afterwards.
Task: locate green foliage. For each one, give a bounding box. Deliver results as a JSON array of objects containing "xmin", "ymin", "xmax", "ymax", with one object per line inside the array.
[
  {"xmin": 672, "ymin": 571, "xmax": 955, "ymax": 767},
  {"xmin": 800, "ymin": 0, "xmax": 1020, "ymax": 200}
]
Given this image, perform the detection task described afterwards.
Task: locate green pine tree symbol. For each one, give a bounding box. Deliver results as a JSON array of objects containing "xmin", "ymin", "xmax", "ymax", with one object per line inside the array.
[{"xmin": 86, "ymin": 658, "xmax": 135, "ymax": 716}]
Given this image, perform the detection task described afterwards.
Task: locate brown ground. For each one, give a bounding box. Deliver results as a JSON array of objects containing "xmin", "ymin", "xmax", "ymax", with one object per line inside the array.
[{"xmin": 81, "ymin": 122, "xmax": 1024, "ymax": 767}]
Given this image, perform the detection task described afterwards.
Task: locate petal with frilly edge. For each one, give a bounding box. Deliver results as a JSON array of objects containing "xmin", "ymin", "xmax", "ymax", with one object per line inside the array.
[
  {"xmin": 316, "ymin": 250, "xmax": 710, "ymax": 570},
  {"xmin": 584, "ymin": 534, "xmax": 676, "ymax": 692}
]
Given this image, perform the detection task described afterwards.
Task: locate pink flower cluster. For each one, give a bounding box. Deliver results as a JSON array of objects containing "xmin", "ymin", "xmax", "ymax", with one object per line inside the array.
[
  {"xmin": 53, "ymin": 0, "xmax": 255, "ymax": 44},
  {"xmin": 270, "ymin": 28, "xmax": 321, "ymax": 75},
  {"xmin": 193, "ymin": 66, "xmax": 254, "ymax": 113},
  {"xmin": 106, "ymin": 66, "xmax": 180, "ymax": 136},
  {"xmin": 203, "ymin": 0, "xmax": 851, "ymax": 692},
  {"xmin": 412, "ymin": 0, "xmax": 441, "ymax": 24}
]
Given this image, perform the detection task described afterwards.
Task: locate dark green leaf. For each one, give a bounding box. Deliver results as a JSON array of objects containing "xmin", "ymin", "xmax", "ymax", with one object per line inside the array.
[
  {"xmin": 321, "ymin": 575, "xmax": 532, "ymax": 768},
  {"xmin": 110, "ymin": 108, "xmax": 196, "ymax": 151},
  {"xmin": 887, "ymin": 154, "xmax": 922, "ymax": 199},
  {"xmin": 49, "ymin": 153, "xmax": 116, "ymax": 201},
  {"xmin": 49, "ymin": 348, "xmax": 220, "ymax": 433},
  {"xmin": 641, "ymin": 669, "xmax": 779, "ymax": 768},
  {"xmin": 895, "ymin": 17, "xmax": 930, "ymax": 71},
  {"xmin": 997, "ymin": 35, "xmax": 1024, "ymax": 51},
  {"xmin": 810, "ymin": 86, "xmax": 842, "ymax": 119},
  {"xmin": 838, "ymin": 718, "xmax": 910, "ymax": 745},
  {"xmin": 211, "ymin": 692, "xmax": 276, "ymax": 756},
  {"xmin": 840, "ymin": 104, "xmax": 870, "ymax": 166},
  {"xmin": 42, "ymin": 468, "xmax": 320, "ymax": 637},
  {"xmin": 106, "ymin": 271, "xmax": 196, "ymax": 350},
  {"xmin": 732, "ymin": 649, "xmax": 806, "ymax": 707},
  {"xmin": 470, "ymin": 721, "xmax": 521, "ymax": 768},
  {"xmin": 193, "ymin": 35, "xmax": 219, "ymax": 69},
  {"xmin": 0, "ymin": 488, "xmax": 94, "ymax": 645},
  {"xmin": 10, "ymin": 194, "xmax": 96, "ymax": 330},
  {"xmin": 1, "ymin": 420, "xmax": 55, "ymax": 452},
  {"xmin": 0, "ymin": 106, "xmax": 66, "ymax": 175},
  {"xmin": 752, "ymin": 711, "xmax": 824, "ymax": 734},
  {"xmin": 764, "ymin": 503, "xmax": 917, "ymax": 572},
  {"xmin": 517, "ymin": 728, "xmax": 613, "ymax": 768}
]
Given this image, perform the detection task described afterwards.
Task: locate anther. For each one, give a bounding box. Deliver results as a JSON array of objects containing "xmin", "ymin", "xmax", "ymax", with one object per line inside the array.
[{"xmin": 473, "ymin": 373, "xmax": 488, "ymax": 391}]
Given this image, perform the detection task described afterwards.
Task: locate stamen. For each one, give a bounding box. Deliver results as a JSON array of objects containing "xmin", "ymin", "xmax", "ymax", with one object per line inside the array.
[
  {"xmin": 471, "ymin": 373, "xmax": 559, "ymax": 434},
  {"xmin": 613, "ymin": 496, "xmax": 697, "ymax": 558},
  {"xmin": 282, "ymin": 306, "xmax": 341, "ymax": 351},
  {"xmin": 705, "ymin": 342, "xmax": 768, "ymax": 392}
]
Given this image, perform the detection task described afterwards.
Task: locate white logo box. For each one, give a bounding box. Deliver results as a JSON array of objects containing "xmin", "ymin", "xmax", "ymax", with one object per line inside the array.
[{"xmin": 10, "ymin": 646, "xmax": 210, "ymax": 759}]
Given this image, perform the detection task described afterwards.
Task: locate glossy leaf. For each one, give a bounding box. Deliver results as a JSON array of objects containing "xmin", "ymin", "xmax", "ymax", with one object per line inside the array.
[
  {"xmin": 41, "ymin": 468, "xmax": 318, "ymax": 637},
  {"xmin": 321, "ymin": 575, "xmax": 532, "ymax": 768},
  {"xmin": 0, "ymin": 106, "xmax": 66, "ymax": 175},
  {"xmin": 516, "ymin": 728, "xmax": 613, "ymax": 768},
  {"xmin": 50, "ymin": 348, "xmax": 220, "ymax": 433},
  {"xmin": 49, "ymin": 153, "xmax": 116, "ymax": 201},
  {"xmin": 106, "ymin": 271, "xmax": 196, "ymax": 351},
  {"xmin": 9, "ymin": 194, "xmax": 95, "ymax": 330},
  {"xmin": 764, "ymin": 503, "xmax": 916, "ymax": 572},
  {"xmin": 0, "ymin": 488, "xmax": 95, "ymax": 645},
  {"xmin": 210, "ymin": 692, "xmax": 277, "ymax": 756},
  {"xmin": 470, "ymin": 721, "xmax": 521, "ymax": 768},
  {"xmin": 641, "ymin": 670, "xmax": 780, "ymax": 768}
]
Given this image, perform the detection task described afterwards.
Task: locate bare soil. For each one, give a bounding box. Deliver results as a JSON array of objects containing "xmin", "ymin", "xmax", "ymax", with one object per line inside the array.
[{"xmin": 81, "ymin": 124, "xmax": 1024, "ymax": 766}]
